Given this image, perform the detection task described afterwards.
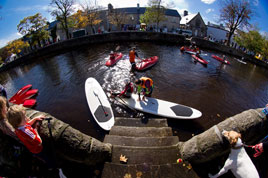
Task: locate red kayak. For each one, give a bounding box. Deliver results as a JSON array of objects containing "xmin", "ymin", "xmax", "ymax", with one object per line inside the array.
[
  {"xmin": 212, "ymin": 55, "xmax": 230, "ymax": 64},
  {"xmin": 180, "ymin": 46, "xmax": 197, "ymax": 54},
  {"xmin": 135, "ymin": 56, "xmax": 158, "ymax": 71},
  {"xmin": 9, "ymin": 84, "xmax": 32, "ymax": 103},
  {"xmin": 9, "ymin": 85, "xmax": 38, "ymax": 108},
  {"xmin": 23, "ymin": 99, "xmax": 37, "ymax": 108},
  {"xmin": 105, "ymin": 53, "xmax": 123, "ymax": 66},
  {"xmin": 192, "ymin": 54, "xmax": 208, "ymax": 65}
]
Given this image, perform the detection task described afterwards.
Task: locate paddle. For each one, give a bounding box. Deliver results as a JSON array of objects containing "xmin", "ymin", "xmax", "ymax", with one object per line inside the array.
[
  {"xmin": 115, "ymin": 45, "xmax": 120, "ymax": 51},
  {"xmin": 45, "ymin": 118, "xmax": 67, "ymax": 178},
  {"xmin": 93, "ymin": 90, "xmax": 108, "ymax": 117}
]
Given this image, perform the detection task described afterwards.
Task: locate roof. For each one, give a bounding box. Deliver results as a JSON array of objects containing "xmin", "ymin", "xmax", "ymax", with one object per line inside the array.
[
  {"xmin": 116, "ymin": 7, "xmax": 181, "ymax": 18},
  {"xmin": 47, "ymin": 20, "xmax": 59, "ymax": 31},
  {"xmin": 180, "ymin": 14, "xmax": 197, "ymax": 25}
]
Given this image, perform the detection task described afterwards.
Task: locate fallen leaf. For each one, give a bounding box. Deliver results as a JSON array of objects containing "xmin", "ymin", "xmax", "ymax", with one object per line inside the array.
[
  {"xmin": 187, "ymin": 164, "xmax": 192, "ymax": 170},
  {"xmin": 120, "ymin": 154, "xmax": 128, "ymax": 163},
  {"xmin": 136, "ymin": 171, "xmax": 142, "ymax": 178},
  {"xmin": 124, "ymin": 173, "xmax": 132, "ymax": 178}
]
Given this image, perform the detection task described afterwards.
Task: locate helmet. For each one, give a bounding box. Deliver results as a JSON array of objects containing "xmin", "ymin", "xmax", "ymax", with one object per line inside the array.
[
  {"xmin": 110, "ymin": 51, "xmax": 114, "ymax": 54},
  {"xmin": 132, "ymin": 47, "xmax": 136, "ymax": 50},
  {"xmin": 124, "ymin": 79, "xmax": 130, "ymax": 85}
]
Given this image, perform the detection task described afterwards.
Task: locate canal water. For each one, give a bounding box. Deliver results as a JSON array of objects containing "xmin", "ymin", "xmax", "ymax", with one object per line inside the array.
[{"xmin": 1, "ymin": 42, "xmax": 268, "ymax": 142}]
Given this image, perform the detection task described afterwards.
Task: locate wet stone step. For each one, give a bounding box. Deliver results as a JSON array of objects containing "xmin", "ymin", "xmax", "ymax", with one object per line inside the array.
[
  {"xmin": 109, "ymin": 126, "xmax": 173, "ymax": 137},
  {"xmin": 111, "ymin": 145, "xmax": 179, "ymax": 164},
  {"xmin": 104, "ymin": 135, "xmax": 179, "ymax": 147},
  {"xmin": 114, "ymin": 117, "xmax": 168, "ymax": 127},
  {"xmin": 101, "ymin": 162, "xmax": 199, "ymax": 178}
]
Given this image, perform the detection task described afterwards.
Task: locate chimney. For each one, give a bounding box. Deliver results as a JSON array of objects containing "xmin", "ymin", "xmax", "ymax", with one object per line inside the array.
[
  {"xmin": 137, "ymin": 3, "xmax": 140, "ymax": 8},
  {"xmin": 184, "ymin": 10, "xmax": 188, "ymax": 16}
]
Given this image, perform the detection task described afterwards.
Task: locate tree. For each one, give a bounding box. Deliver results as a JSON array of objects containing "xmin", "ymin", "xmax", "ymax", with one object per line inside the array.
[
  {"xmin": 6, "ymin": 39, "xmax": 29, "ymax": 55},
  {"xmin": 79, "ymin": 1, "xmax": 103, "ymax": 34},
  {"xmin": 107, "ymin": 8, "xmax": 127, "ymax": 31},
  {"xmin": 234, "ymin": 30, "xmax": 264, "ymax": 55},
  {"xmin": 140, "ymin": 0, "xmax": 167, "ymax": 31},
  {"xmin": 219, "ymin": 0, "xmax": 253, "ymax": 46},
  {"xmin": 17, "ymin": 13, "xmax": 49, "ymax": 47},
  {"xmin": 50, "ymin": 0, "xmax": 75, "ymax": 40}
]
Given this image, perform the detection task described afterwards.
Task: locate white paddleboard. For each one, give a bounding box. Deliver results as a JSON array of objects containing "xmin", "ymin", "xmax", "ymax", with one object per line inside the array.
[
  {"xmin": 85, "ymin": 77, "xmax": 114, "ymax": 130},
  {"xmin": 116, "ymin": 94, "xmax": 202, "ymax": 119}
]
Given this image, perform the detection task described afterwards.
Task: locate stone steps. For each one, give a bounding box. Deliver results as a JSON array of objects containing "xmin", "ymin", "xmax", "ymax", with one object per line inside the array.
[
  {"xmin": 102, "ymin": 162, "xmax": 199, "ymax": 178},
  {"xmin": 109, "ymin": 126, "xmax": 173, "ymax": 137},
  {"xmin": 104, "ymin": 135, "xmax": 179, "ymax": 147},
  {"xmin": 114, "ymin": 117, "xmax": 168, "ymax": 127},
  {"xmin": 101, "ymin": 117, "xmax": 199, "ymax": 178},
  {"xmin": 111, "ymin": 145, "xmax": 179, "ymax": 164}
]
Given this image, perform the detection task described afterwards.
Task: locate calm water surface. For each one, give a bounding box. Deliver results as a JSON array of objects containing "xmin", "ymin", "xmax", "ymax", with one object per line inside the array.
[{"xmin": 1, "ymin": 42, "xmax": 268, "ymax": 141}]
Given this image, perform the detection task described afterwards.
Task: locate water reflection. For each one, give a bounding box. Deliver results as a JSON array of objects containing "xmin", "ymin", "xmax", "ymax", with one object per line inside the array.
[{"xmin": 1, "ymin": 42, "xmax": 268, "ymax": 141}]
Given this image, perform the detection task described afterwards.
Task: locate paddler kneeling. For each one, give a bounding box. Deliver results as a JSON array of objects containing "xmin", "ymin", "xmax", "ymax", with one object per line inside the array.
[
  {"xmin": 135, "ymin": 77, "xmax": 154, "ymax": 101},
  {"xmin": 109, "ymin": 51, "xmax": 116, "ymax": 61},
  {"xmin": 111, "ymin": 79, "xmax": 134, "ymax": 98}
]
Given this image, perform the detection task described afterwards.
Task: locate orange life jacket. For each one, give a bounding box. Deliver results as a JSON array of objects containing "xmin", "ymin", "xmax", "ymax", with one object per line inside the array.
[
  {"xmin": 129, "ymin": 50, "xmax": 135, "ymax": 63},
  {"xmin": 140, "ymin": 77, "xmax": 153, "ymax": 88}
]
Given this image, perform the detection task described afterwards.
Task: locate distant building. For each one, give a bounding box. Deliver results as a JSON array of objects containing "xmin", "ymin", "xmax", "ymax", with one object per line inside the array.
[
  {"xmin": 206, "ymin": 22, "xmax": 228, "ymax": 43},
  {"xmin": 180, "ymin": 11, "xmax": 206, "ymax": 37},
  {"xmin": 105, "ymin": 3, "xmax": 181, "ymax": 32},
  {"xmin": 52, "ymin": 3, "xmax": 182, "ymax": 40}
]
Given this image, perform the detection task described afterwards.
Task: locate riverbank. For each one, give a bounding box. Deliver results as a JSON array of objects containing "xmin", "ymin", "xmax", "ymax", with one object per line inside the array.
[{"xmin": 0, "ymin": 32, "xmax": 267, "ymax": 73}]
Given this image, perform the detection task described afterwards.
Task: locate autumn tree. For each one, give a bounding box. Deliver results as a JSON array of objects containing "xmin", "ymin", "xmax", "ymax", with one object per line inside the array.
[
  {"xmin": 107, "ymin": 7, "xmax": 127, "ymax": 31},
  {"xmin": 219, "ymin": 0, "xmax": 254, "ymax": 46},
  {"xmin": 6, "ymin": 39, "xmax": 29, "ymax": 55},
  {"xmin": 140, "ymin": 0, "xmax": 167, "ymax": 31},
  {"xmin": 17, "ymin": 13, "xmax": 49, "ymax": 47},
  {"xmin": 50, "ymin": 0, "xmax": 75, "ymax": 40},
  {"xmin": 80, "ymin": 1, "xmax": 103, "ymax": 34}
]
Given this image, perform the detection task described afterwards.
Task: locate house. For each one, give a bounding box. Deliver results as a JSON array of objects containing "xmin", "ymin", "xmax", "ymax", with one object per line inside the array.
[
  {"xmin": 206, "ymin": 22, "xmax": 228, "ymax": 43},
  {"xmin": 180, "ymin": 11, "xmax": 206, "ymax": 37},
  {"xmin": 105, "ymin": 3, "xmax": 181, "ymax": 32},
  {"xmin": 52, "ymin": 3, "xmax": 182, "ymax": 40}
]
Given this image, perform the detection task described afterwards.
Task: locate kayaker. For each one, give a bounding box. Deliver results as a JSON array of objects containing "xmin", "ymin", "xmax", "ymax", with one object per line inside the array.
[
  {"xmin": 0, "ymin": 84, "xmax": 7, "ymax": 98},
  {"xmin": 129, "ymin": 47, "xmax": 139, "ymax": 72},
  {"xmin": 111, "ymin": 79, "xmax": 134, "ymax": 98},
  {"xmin": 135, "ymin": 77, "xmax": 154, "ymax": 101},
  {"xmin": 109, "ymin": 51, "xmax": 115, "ymax": 61}
]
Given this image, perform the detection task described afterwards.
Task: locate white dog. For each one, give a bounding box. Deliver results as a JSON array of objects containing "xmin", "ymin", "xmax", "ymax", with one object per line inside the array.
[{"xmin": 209, "ymin": 130, "xmax": 259, "ymax": 178}]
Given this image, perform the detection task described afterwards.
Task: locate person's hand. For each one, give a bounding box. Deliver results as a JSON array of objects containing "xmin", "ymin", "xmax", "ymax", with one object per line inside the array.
[{"xmin": 252, "ymin": 143, "xmax": 264, "ymax": 157}]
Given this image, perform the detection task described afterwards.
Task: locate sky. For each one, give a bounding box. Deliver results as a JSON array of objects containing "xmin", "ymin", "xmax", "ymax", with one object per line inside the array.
[{"xmin": 0, "ymin": 0, "xmax": 268, "ymax": 48}]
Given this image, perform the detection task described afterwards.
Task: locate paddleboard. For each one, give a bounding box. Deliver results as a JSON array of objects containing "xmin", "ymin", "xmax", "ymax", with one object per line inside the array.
[
  {"xmin": 116, "ymin": 94, "xmax": 202, "ymax": 119},
  {"xmin": 85, "ymin": 77, "xmax": 114, "ymax": 130},
  {"xmin": 236, "ymin": 59, "xmax": 247, "ymax": 64}
]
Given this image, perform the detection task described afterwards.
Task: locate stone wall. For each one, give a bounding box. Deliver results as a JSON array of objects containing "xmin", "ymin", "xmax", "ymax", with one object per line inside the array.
[
  {"xmin": 0, "ymin": 106, "xmax": 112, "ymax": 176},
  {"xmin": 0, "ymin": 32, "xmax": 185, "ymax": 72},
  {"xmin": 191, "ymin": 37, "xmax": 268, "ymax": 69},
  {"xmin": 179, "ymin": 108, "xmax": 268, "ymax": 164},
  {"xmin": 1, "ymin": 32, "xmax": 268, "ymax": 72}
]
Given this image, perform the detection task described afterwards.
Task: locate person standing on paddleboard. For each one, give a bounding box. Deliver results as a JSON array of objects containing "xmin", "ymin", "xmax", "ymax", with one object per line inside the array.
[
  {"xmin": 135, "ymin": 77, "xmax": 154, "ymax": 101},
  {"xmin": 129, "ymin": 47, "xmax": 139, "ymax": 72},
  {"xmin": 111, "ymin": 79, "xmax": 134, "ymax": 98}
]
